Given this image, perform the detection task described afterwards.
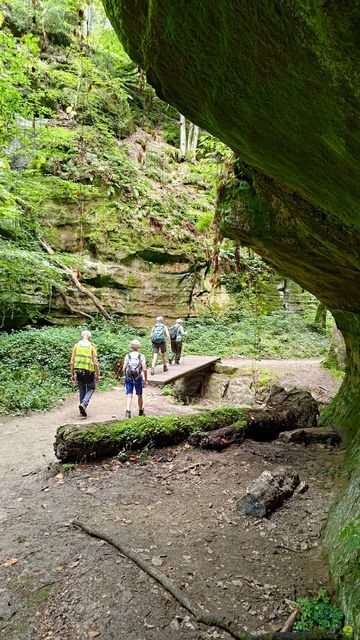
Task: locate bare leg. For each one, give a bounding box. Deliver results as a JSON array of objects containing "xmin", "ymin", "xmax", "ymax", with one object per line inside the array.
[
  {"xmin": 151, "ymin": 352, "xmax": 158, "ymax": 368},
  {"xmin": 138, "ymin": 395, "xmax": 143, "ymax": 411},
  {"xmin": 126, "ymin": 392, "xmax": 133, "ymax": 412},
  {"xmin": 161, "ymin": 351, "xmax": 168, "ymax": 371}
]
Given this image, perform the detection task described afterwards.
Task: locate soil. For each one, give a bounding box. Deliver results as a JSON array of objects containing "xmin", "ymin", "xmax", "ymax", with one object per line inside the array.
[{"xmin": 0, "ymin": 358, "xmax": 345, "ymax": 640}]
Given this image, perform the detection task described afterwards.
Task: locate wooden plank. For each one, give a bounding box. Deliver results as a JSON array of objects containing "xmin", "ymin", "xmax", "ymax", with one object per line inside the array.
[{"xmin": 148, "ymin": 355, "xmax": 220, "ymax": 386}]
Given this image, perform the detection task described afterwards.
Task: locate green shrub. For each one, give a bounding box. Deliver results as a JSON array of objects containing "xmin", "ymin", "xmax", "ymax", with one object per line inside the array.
[
  {"xmin": 0, "ymin": 309, "xmax": 330, "ymax": 414},
  {"xmin": 293, "ymin": 588, "xmax": 344, "ymax": 632},
  {"xmin": 0, "ymin": 322, "xmax": 151, "ymax": 414},
  {"xmin": 185, "ymin": 310, "xmax": 329, "ymax": 359}
]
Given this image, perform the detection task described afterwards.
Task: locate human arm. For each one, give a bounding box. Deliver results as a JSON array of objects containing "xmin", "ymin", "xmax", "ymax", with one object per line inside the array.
[
  {"xmin": 165, "ymin": 326, "xmax": 171, "ymax": 342},
  {"xmin": 70, "ymin": 346, "xmax": 76, "ymax": 383},
  {"xmin": 141, "ymin": 355, "xmax": 148, "ymax": 386},
  {"xmin": 92, "ymin": 346, "xmax": 100, "ymax": 383}
]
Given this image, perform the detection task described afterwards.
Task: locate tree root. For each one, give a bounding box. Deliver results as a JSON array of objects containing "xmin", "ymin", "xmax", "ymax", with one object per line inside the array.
[{"xmin": 73, "ymin": 520, "xmax": 336, "ymax": 640}]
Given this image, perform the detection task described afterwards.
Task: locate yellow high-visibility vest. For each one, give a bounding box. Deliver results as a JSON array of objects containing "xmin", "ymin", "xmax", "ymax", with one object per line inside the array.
[{"xmin": 73, "ymin": 341, "xmax": 96, "ymax": 371}]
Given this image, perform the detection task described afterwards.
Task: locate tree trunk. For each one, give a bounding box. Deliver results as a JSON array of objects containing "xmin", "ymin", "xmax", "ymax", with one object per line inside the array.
[
  {"xmin": 187, "ymin": 121, "xmax": 194, "ymax": 151},
  {"xmin": 314, "ymin": 302, "xmax": 327, "ymax": 332},
  {"xmin": 179, "ymin": 113, "xmax": 186, "ymax": 160},
  {"xmin": 54, "ymin": 389, "xmax": 319, "ymax": 462},
  {"xmin": 237, "ymin": 467, "xmax": 300, "ymax": 517},
  {"xmin": 189, "ymin": 124, "xmax": 199, "ymax": 160}
]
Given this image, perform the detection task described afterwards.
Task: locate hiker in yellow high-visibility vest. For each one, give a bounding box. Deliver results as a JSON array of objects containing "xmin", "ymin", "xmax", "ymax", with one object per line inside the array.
[{"xmin": 70, "ymin": 330, "xmax": 99, "ymax": 417}]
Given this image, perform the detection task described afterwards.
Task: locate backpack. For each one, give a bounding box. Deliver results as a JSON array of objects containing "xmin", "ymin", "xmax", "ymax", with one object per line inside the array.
[
  {"xmin": 125, "ymin": 352, "xmax": 142, "ymax": 380},
  {"xmin": 169, "ymin": 323, "xmax": 179, "ymax": 341},
  {"xmin": 151, "ymin": 323, "xmax": 165, "ymax": 343}
]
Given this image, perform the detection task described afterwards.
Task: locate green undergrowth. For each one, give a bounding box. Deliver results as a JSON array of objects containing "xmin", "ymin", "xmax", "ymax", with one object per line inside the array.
[
  {"xmin": 185, "ymin": 310, "xmax": 330, "ymax": 358},
  {"xmin": 0, "ymin": 310, "xmax": 330, "ymax": 415},
  {"xmin": 55, "ymin": 408, "xmax": 245, "ymax": 461},
  {"xmin": 0, "ymin": 323, "xmax": 138, "ymax": 414},
  {"xmin": 293, "ymin": 588, "xmax": 344, "ymax": 633}
]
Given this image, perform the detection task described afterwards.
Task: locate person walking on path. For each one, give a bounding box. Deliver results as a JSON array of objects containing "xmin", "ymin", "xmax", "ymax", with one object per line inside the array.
[
  {"xmin": 150, "ymin": 315, "xmax": 171, "ymax": 375},
  {"xmin": 123, "ymin": 340, "xmax": 147, "ymax": 418},
  {"xmin": 70, "ymin": 330, "xmax": 99, "ymax": 417},
  {"xmin": 169, "ymin": 318, "xmax": 187, "ymax": 364}
]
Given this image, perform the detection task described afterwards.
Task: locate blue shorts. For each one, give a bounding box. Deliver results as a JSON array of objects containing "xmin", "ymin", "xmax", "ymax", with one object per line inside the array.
[{"xmin": 125, "ymin": 377, "xmax": 143, "ymax": 396}]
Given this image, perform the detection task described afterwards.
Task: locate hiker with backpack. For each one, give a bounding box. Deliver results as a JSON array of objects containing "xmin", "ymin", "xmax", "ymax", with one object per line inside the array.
[
  {"xmin": 70, "ymin": 330, "xmax": 99, "ymax": 417},
  {"xmin": 123, "ymin": 339, "xmax": 147, "ymax": 419},
  {"xmin": 150, "ymin": 316, "xmax": 171, "ymax": 375},
  {"xmin": 169, "ymin": 318, "xmax": 187, "ymax": 364}
]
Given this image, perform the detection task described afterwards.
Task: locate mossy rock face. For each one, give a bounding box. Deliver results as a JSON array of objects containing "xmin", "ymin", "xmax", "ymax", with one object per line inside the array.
[{"xmin": 102, "ymin": 1, "xmax": 360, "ymax": 632}]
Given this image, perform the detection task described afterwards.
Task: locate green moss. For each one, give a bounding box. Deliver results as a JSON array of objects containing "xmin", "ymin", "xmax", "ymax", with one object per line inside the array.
[
  {"xmin": 55, "ymin": 408, "xmax": 246, "ymax": 461},
  {"xmin": 323, "ymin": 464, "xmax": 360, "ymax": 633}
]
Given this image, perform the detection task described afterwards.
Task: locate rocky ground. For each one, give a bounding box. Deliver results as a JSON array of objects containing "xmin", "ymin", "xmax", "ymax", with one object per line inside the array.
[{"xmin": 0, "ymin": 358, "xmax": 345, "ymax": 640}]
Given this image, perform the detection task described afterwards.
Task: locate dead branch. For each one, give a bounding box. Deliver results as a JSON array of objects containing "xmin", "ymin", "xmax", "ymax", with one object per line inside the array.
[
  {"xmin": 72, "ymin": 520, "xmax": 336, "ymax": 640},
  {"xmin": 58, "ymin": 289, "xmax": 93, "ymax": 321},
  {"xmin": 281, "ymin": 609, "xmax": 300, "ymax": 633},
  {"xmin": 39, "ymin": 238, "xmax": 112, "ymax": 321}
]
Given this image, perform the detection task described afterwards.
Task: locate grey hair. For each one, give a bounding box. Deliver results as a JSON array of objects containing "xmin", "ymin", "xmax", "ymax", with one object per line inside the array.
[
  {"xmin": 81, "ymin": 330, "xmax": 91, "ymax": 340},
  {"xmin": 156, "ymin": 316, "xmax": 163, "ymax": 322},
  {"xmin": 130, "ymin": 339, "xmax": 140, "ymax": 350},
  {"xmin": 176, "ymin": 318, "xmax": 183, "ymax": 324}
]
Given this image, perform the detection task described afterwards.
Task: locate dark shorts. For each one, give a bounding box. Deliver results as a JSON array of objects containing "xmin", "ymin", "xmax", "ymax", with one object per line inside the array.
[
  {"xmin": 76, "ymin": 369, "xmax": 95, "ymax": 384},
  {"xmin": 152, "ymin": 340, "xmax": 166, "ymax": 354},
  {"xmin": 125, "ymin": 376, "xmax": 143, "ymax": 395}
]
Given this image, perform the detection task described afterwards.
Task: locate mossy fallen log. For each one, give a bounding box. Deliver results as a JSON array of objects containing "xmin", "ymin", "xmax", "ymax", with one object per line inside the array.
[
  {"xmin": 54, "ymin": 400, "xmax": 317, "ymax": 462},
  {"xmin": 54, "ymin": 408, "xmax": 246, "ymax": 462}
]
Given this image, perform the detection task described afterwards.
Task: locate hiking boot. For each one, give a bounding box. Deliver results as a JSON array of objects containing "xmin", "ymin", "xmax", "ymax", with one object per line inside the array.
[
  {"xmin": 163, "ymin": 364, "xmax": 168, "ymax": 372},
  {"xmin": 139, "ymin": 409, "xmax": 145, "ymax": 416},
  {"xmin": 79, "ymin": 404, "xmax": 87, "ymax": 417},
  {"xmin": 150, "ymin": 367, "xmax": 155, "ymax": 375},
  {"xmin": 125, "ymin": 410, "xmax": 131, "ymax": 419}
]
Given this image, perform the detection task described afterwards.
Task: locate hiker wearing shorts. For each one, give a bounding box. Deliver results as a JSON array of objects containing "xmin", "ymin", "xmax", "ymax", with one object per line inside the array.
[
  {"xmin": 123, "ymin": 340, "xmax": 147, "ymax": 419},
  {"xmin": 169, "ymin": 318, "xmax": 187, "ymax": 364},
  {"xmin": 70, "ymin": 330, "xmax": 99, "ymax": 417},
  {"xmin": 150, "ymin": 315, "xmax": 171, "ymax": 375}
]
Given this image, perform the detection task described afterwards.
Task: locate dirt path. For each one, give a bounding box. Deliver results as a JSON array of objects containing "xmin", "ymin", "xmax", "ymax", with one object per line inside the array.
[
  {"xmin": 0, "ymin": 358, "xmax": 344, "ymax": 640},
  {"xmin": 0, "ymin": 386, "xmax": 194, "ymax": 482},
  {"xmin": 220, "ymin": 357, "xmax": 340, "ymax": 405}
]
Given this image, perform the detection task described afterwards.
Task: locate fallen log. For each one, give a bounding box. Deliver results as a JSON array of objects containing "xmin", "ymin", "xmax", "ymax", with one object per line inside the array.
[
  {"xmin": 54, "ymin": 408, "xmax": 246, "ymax": 462},
  {"xmin": 188, "ymin": 425, "xmax": 243, "ymax": 450},
  {"xmin": 55, "ymin": 392, "xmax": 318, "ymax": 462},
  {"xmin": 237, "ymin": 466, "xmax": 300, "ymax": 518},
  {"xmin": 73, "ymin": 520, "xmax": 337, "ymax": 640}
]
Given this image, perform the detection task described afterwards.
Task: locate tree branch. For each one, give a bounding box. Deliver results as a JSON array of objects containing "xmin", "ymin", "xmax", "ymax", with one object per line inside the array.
[
  {"xmin": 73, "ymin": 520, "xmax": 336, "ymax": 640},
  {"xmin": 39, "ymin": 238, "xmax": 113, "ymax": 321}
]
